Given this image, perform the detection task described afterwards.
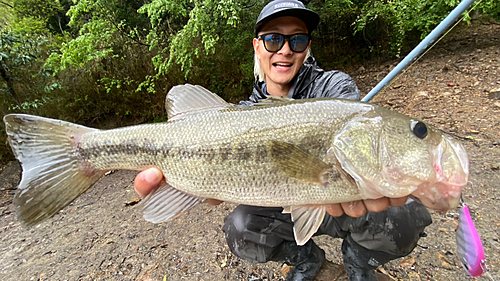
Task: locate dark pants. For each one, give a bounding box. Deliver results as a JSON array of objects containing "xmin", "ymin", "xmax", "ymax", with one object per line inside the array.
[{"xmin": 222, "ymin": 200, "xmax": 431, "ymax": 273}]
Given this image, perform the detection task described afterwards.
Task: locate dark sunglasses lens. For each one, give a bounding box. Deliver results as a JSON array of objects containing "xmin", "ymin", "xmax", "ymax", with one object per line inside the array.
[
  {"xmin": 290, "ymin": 34, "xmax": 310, "ymax": 52},
  {"xmin": 263, "ymin": 34, "xmax": 284, "ymax": 52}
]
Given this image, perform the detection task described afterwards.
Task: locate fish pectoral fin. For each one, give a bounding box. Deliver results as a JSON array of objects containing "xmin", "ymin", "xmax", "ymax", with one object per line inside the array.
[
  {"xmin": 141, "ymin": 183, "xmax": 203, "ymax": 223},
  {"xmin": 269, "ymin": 141, "xmax": 330, "ymax": 186},
  {"xmin": 290, "ymin": 205, "xmax": 326, "ymax": 246},
  {"xmin": 166, "ymin": 84, "xmax": 233, "ymax": 120}
]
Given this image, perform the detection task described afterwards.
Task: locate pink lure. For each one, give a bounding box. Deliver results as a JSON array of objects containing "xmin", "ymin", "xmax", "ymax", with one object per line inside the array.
[{"xmin": 456, "ymin": 205, "xmax": 486, "ymax": 277}]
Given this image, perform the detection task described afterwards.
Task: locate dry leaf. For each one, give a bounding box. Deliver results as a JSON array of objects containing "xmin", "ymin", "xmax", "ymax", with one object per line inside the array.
[
  {"xmin": 281, "ymin": 264, "xmax": 292, "ymax": 276},
  {"xmin": 400, "ymin": 256, "xmax": 416, "ymax": 268},
  {"xmin": 438, "ymin": 253, "xmax": 452, "ymax": 265},
  {"xmin": 377, "ymin": 267, "xmax": 397, "ymax": 280},
  {"xmin": 124, "ymin": 197, "xmax": 141, "ymax": 206}
]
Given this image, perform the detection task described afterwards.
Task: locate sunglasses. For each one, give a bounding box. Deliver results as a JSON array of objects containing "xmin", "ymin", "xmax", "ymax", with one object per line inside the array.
[{"xmin": 257, "ymin": 33, "xmax": 311, "ymax": 53}]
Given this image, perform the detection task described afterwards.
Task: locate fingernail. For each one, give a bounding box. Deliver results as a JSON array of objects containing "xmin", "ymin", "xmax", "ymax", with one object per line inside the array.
[{"xmin": 145, "ymin": 168, "xmax": 161, "ymax": 184}]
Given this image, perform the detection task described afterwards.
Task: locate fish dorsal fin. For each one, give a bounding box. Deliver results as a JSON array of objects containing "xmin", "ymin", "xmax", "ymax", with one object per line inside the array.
[
  {"xmin": 286, "ymin": 205, "xmax": 326, "ymax": 245},
  {"xmin": 269, "ymin": 141, "xmax": 331, "ymax": 186},
  {"xmin": 141, "ymin": 182, "xmax": 203, "ymax": 223},
  {"xmin": 256, "ymin": 96, "xmax": 295, "ymax": 105},
  {"xmin": 166, "ymin": 84, "xmax": 231, "ymax": 119}
]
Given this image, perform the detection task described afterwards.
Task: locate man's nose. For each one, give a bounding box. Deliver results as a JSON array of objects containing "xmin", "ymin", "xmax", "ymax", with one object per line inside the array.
[{"xmin": 278, "ymin": 40, "xmax": 293, "ymax": 55}]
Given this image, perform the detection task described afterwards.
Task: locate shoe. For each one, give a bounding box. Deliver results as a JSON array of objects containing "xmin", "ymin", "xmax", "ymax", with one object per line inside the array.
[
  {"xmin": 342, "ymin": 237, "xmax": 379, "ymax": 281},
  {"xmin": 281, "ymin": 240, "xmax": 325, "ymax": 281}
]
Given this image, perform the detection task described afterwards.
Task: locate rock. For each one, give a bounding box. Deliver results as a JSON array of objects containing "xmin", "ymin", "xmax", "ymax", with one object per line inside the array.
[
  {"xmin": 314, "ymin": 260, "xmax": 346, "ymax": 281},
  {"xmin": 417, "ymin": 91, "xmax": 429, "ymax": 97},
  {"xmin": 488, "ymin": 88, "xmax": 500, "ymax": 100},
  {"xmin": 357, "ymin": 66, "xmax": 365, "ymax": 72},
  {"xmin": 484, "ymin": 162, "xmax": 499, "ymax": 170},
  {"xmin": 0, "ymin": 161, "xmax": 21, "ymax": 191}
]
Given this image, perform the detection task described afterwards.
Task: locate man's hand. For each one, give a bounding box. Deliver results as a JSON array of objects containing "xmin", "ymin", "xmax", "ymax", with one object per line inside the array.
[
  {"xmin": 325, "ymin": 197, "xmax": 408, "ymax": 218},
  {"xmin": 134, "ymin": 168, "xmax": 408, "ymax": 216},
  {"xmin": 134, "ymin": 167, "xmax": 222, "ymax": 205}
]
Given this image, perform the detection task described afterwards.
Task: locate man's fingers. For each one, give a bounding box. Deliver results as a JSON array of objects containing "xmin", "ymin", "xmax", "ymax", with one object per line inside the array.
[
  {"xmin": 134, "ymin": 168, "xmax": 164, "ymax": 197},
  {"xmin": 325, "ymin": 204, "xmax": 345, "ymax": 217},
  {"xmin": 363, "ymin": 197, "xmax": 390, "ymax": 213},
  {"xmin": 341, "ymin": 201, "xmax": 367, "ymax": 218},
  {"xmin": 389, "ymin": 196, "xmax": 408, "ymax": 207}
]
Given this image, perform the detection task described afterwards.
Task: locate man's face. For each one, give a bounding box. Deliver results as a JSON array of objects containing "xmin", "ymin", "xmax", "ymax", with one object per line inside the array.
[{"xmin": 254, "ymin": 16, "xmax": 310, "ymax": 94}]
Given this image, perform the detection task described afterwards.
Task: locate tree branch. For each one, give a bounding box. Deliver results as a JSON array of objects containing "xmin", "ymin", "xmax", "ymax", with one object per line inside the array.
[
  {"xmin": 0, "ymin": 1, "xmax": 14, "ymax": 9},
  {"xmin": 0, "ymin": 61, "xmax": 20, "ymax": 104}
]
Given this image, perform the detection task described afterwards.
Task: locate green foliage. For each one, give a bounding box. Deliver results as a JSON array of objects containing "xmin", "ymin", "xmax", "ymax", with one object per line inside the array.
[
  {"xmin": 10, "ymin": 0, "xmax": 70, "ymax": 34},
  {"xmin": 45, "ymin": 19, "xmax": 115, "ymax": 72},
  {"xmin": 477, "ymin": 0, "xmax": 500, "ymax": 19},
  {"xmin": 0, "ymin": 30, "xmax": 55, "ymax": 164},
  {"xmin": 0, "ymin": 0, "xmax": 15, "ymax": 30},
  {"xmin": 139, "ymin": 0, "xmax": 243, "ymax": 77},
  {"xmin": 1, "ymin": 32, "xmax": 45, "ymax": 67},
  {"xmin": 351, "ymin": 0, "xmax": 458, "ymax": 57}
]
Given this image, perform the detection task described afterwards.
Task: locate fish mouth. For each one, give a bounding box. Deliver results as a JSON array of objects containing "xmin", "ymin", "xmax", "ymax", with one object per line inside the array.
[
  {"xmin": 411, "ymin": 182, "xmax": 462, "ymax": 211},
  {"xmin": 411, "ymin": 136, "xmax": 469, "ymax": 211}
]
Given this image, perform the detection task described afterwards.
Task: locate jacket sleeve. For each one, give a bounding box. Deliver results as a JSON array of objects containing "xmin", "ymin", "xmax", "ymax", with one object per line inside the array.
[{"xmin": 313, "ymin": 71, "xmax": 361, "ymax": 101}]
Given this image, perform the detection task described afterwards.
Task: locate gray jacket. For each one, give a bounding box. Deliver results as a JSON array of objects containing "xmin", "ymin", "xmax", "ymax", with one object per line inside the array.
[{"xmin": 241, "ymin": 56, "xmax": 360, "ymax": 105}]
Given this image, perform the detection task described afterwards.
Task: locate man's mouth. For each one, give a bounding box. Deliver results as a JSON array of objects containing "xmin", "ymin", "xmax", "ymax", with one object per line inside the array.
[{"xmin": 273, "ymin": 62, "xmax": 293, "ymax": 68}]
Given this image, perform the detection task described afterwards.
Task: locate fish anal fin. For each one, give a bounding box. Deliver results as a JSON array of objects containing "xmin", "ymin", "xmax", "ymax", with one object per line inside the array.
[
  {"xmin": 269, "ymin": 141, "xmax": 330, "ymax": 186},
  {"xmin": 290, "ymin": 205, "xmax": 326, "ymax": 246},
  {"xmin": 141, "ymin": 183, "xmax": 203, "ymax": 223},
  {"xmin": 166, "ymin": 84, "xmax": 232, "ymax": 120}
]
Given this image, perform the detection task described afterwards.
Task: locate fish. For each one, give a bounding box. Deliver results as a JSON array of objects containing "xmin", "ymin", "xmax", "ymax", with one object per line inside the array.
[
  {"xmin": 456, "ymin": 204, "xmax": 486, "ymax": 277},
  {"xmin": 3, "ymin": 84, "xmax": 469, "ymax": 245}
]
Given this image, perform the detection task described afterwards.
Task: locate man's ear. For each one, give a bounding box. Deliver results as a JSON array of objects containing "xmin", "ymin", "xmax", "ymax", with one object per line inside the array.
[{"xmin": 253, "ymin": 38, "xmax": 261, "ymax": 60}]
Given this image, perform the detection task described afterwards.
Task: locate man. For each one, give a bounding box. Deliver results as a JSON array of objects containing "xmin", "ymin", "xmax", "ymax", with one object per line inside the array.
[{"xmin": 134, "ymin": 1, "xmax": 432, "ymax": 280}]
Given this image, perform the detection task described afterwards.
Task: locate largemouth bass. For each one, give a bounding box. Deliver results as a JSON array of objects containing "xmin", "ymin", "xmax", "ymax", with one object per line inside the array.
[{"xmin": 4, "ymin": 84, "xmax": 468, "ymax": 245}]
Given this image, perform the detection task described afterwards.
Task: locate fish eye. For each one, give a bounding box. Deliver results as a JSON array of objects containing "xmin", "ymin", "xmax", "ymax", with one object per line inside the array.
[{"xmin": 410, "ymin": 120, "xmax": 428, "ymax": 139}]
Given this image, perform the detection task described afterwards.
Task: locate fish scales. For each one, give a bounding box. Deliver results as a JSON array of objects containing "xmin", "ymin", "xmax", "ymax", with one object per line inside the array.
[{"xmin": 79, "ymin": 99, "xmax": 366, "ymax": 206}]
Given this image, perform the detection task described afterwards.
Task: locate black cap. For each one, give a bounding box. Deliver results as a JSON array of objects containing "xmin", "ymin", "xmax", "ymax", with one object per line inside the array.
[{"xmin": 255, "ymin": 0, "xmax": 320, "ymax": 37}]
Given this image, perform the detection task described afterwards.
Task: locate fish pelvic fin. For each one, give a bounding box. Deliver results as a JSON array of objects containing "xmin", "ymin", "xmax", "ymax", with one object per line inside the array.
[
  {"xmin": 269, "ymin": 141, "xmax": 331, "ymax": 186},
  {"xmin": 3, "ymin": 114, "xmax": 104, "ymax": 226},
  {"xmin": 141, "ymin": 183, "xmax": 203, "ymax": 223},
  {"xmin": 285, "ymin": 205, "xmax": 326, "ymax": 246}
]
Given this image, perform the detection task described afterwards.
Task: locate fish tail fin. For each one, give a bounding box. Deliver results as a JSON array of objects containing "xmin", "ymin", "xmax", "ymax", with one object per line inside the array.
[{"xmin": 3, "ymin": 114, "xmax": 105, "ymax": 226}]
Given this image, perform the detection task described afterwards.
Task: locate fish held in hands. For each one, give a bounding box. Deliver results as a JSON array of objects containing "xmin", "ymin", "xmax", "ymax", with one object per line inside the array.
[{"xmin": 3, "ymin": 84, "xmax": 468, "ymax": 245}]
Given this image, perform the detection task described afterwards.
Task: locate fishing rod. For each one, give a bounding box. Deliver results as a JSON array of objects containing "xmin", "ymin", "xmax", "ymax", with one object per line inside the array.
[{"xmin": 362, "ymin": 0, "xmax": 477, "ymax": 102}]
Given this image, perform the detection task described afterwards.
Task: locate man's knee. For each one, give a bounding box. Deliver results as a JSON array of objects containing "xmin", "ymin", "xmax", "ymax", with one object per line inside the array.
[
  {"xmin": 350, "ymin": 200, "xmax": 432, "ymax": 256},
  {"xmin": 222, "ymin": 205, "xmax": 291, "ymax": 263}
]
